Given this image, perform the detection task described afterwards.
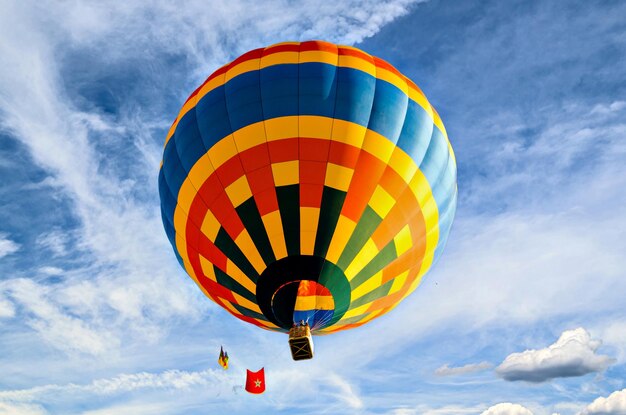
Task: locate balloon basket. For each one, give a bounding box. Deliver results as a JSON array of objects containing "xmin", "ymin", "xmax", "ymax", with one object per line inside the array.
[{"xmin": 288, "ymin": 325, "xmax": 314, "ymax": 360}]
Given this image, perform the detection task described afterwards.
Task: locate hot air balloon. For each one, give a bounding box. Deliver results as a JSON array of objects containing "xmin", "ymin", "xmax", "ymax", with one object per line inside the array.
[{"xmin": 159, "ymin": 41, "xmax": 457, "ymax": 360}]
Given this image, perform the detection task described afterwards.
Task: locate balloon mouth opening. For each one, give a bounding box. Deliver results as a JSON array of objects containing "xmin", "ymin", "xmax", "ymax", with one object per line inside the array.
[
  {"xmin": 271, "ymin": 280, "xmax": 335, "ymax": 331},
  {"xmin": 255, "ymin": 255, "xmax": 351, "ymax": 332}
]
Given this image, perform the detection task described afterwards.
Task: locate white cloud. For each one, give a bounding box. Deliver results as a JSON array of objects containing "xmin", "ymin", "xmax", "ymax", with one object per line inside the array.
[
  {"xmin": 326, "ymin": 373, "xmax": 363, "ymax": 409},
  {"xmin": 0, "ymin": 402, "xmax": 48, "ymax": 415},
  {"xmin": 6, "ymin": 279, "xmax": 117, "ymax": 356},
  {"xmin": 0, "ymin": 364, "xmax": 366, "ymax": 415},
  {"xmin": 0, "ymin": 295, "xmax": 15, "ymax": 319},
  {"xmin": 593, "ymin": 320, "xmax": 626, "ymax": 364},
  {"xmin": 591, "ymin": 101, "xmax": 626, "ymax": 115},
  {"xmin": 580, "ymin": 389, "xmax": 626, "ymax": 415},
  {"xmin": 0, "ymin": 367, "xmax": 232, "ymax": 402},
  {"xmin": 481, "ymin": 403, "xmax": 534, "ymax": 415},
  {"xmin": 80, "ymin": 402, "xmax": 175, "ymax": 415},
  {"xmin": 38, "ymin": 266, "xmax": 63, "ymax": 276},
  {"xmin": 435, "ymin": 362, "xmax": 493, "ymax": 377},
  {"xmin": 36, "ymin": 231, "xmax": 69, "ymax": 257},
  {"xmin": 0, "ymin": 234, "xmax": 19, "ymax": 258},
  {"xmin": 496, "ymin": 328, "xmax": 614, "ymax": 383}
]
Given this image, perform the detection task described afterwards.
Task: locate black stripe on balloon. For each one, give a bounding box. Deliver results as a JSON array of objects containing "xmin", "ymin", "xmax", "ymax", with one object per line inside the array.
[
  {"xmin": 275, "ymin": 185, "xmax": 300, "ymax": 256},
  {"xmin": 214, "ymin": 266, "xmax": 257, "ymax": 304},
  {"xmin": 235, "ymin": 198, "xmax": 276, "ymax": 266},
  {"xmin": 349, "ymin": 241, "xmax": 398, "ymax": 289},
  {"xmin": 214, "ymin": 228, "xmax": 259, "ymax": 282},
  {"xmin": 313, "ymin": 186, "xmax": 347, "ymax": 258},
  {"xmin": 336, "ymin": 206, "xmax": 383, "ymax": 271},
  {"xmin": 232, "ymin": 303, "xmax": 268, "ymax": 322}
]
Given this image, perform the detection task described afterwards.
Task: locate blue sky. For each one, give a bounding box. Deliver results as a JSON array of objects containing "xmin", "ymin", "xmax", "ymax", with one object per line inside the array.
[{"xmin": 1, "ymin": 1, "xmax": 625, "ymax": 414}]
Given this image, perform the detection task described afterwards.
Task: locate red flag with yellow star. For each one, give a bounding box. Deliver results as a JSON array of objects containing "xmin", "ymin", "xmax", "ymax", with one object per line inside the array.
[{"xmin": 245, "ymin": 368, "xmax": 265, "ymax": 394}]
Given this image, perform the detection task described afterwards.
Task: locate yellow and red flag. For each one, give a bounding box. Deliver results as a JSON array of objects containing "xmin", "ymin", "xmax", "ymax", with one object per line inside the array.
[{"xmin": 218, "ymin": 346, "xmax": 229, "ymax": 370}]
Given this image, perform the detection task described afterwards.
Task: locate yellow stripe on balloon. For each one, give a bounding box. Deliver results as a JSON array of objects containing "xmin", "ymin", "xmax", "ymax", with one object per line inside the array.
[
  {"xmin": 271, "ymin": 161, "xmax": 299, "ymax": 186},
  {"xmin": 261, "ymin": 211, "xmax": 288, "ymax": 260},
  {"xmin": 330, "ymin": 119, "xmax": 367, "ymax": 148},
  {"xmin": 260, "ymin": 51, "xmax": 299, "ymax": 68},
  {"xmin": 232, "ymin": 292, "xmax": 263, "ymax": 314},
  {"xmin": 324, "ymin": 163, "xmax": 354, "ymax": 192},
  {"xmin": 225, "ymin": 58, "xmax": 260, "ymax": 82},
  {"xmin": 200, "ymin": 210, "xmax": 221, "ymax": 242},
  {"xmin": 337, "ymin": 54, "xmax": 376, "ymax": 77},
  {"xmin": 234, "ymin": 230, "xmax": 266, "ymax": 274},
  {"xmin": 388, "ymin": 146, "xmax": 419, "ymax": 184},
  {"xmin": 325, "ymin": 215, "xmax": 357, "ymax": 264},
  {"xmin": 300, "ymin": 207, "xmax": 320, "ymax": 256},
  {"xmin": 368, "ymin": 185, "xmax": 396, "ymax": 219},
  {"xmin": 300, "ymin": 116, "xmax": 333, "ymax": 140},
  {"xmin": 207, "ymin": 134, "xmax": 238, "ymax": 170},
  {"xmin": 199, "ymin": 256, "xmax": 218, "ymax": 282},
  {"xmin": 225, "ymin": 176, "xmax": 253, "ymax": 208},
  {"xmin": 393, "ymin": 225, "xmax": 413, "ymax": 257},
  {"xmin": 187, "ymin": 154, "xmax": 215, "ymax": 190},
  {"xmin": 226, "ymin": 259, "xmax": 257, "ymax": 295},
  {"xmin": 407, "ymin": 86, "xmax": 433, "ymax": 121},
  {"xmin": 375, "ymin": 67, "xmax": 409, "ymax": 96},
  {"xmin": 361, "ymin": 129, "xmax": 395, "ymax": 162},
  {"xmin": 344, "ymin": 238, "xmax": 379, "ymax": 281},
  {"xmin": 265, "ymin": 117, "xmax": 298, "ymax": 141},
  {"xmin": 294, "ymin": 295, "xmax": 334, "ymax": 311},
  {"xmin": 233, "ymin": 121, "xmax": 267, "ymax": 152},
  {"xmin": 388, "ymin": 270, "xmax": 409, "ymax": 295},
  {"xmin": 350, "ymin": 270, "xmax": 383, "ymax": 300},
  {"xmin": 299, "ymin": 50, "xmax": 337, "ymax": 65}
]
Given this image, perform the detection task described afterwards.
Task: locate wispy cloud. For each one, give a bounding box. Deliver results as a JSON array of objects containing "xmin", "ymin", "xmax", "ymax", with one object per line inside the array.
[
  {"xmin": 0, "ymin": 402, "xmax": 47, "ymax": 415},
  {"xmin": 0, "ymin": 367, "xmax": 233, "ymax": 402},
  {"xmin": 593, "ymin": 320, "xmax": 626, "ymax": 364},
  {"xmin": 0, "ymin": 294, "xmax": 15, "ymax": 319},
  {"xmin": 0, "ymin": 233, "xmax": 19, "ymax": 258},
  {"xmin": 36, "ymin": 230, "xmax": 70, "ymax": 257},
  {"xmin": 496, "ymin": 328, "xmax": 615, "ymax": 383},
  {"xmin": 4, "ymin": 278, "xmax": 119, "ymax": 356},
  {"xmin": 79, "ymin": 402, "xmax": 178, "ymax": 415},
  {"xmin": 435, "ymin": 362, "xmax": 493, "ymax": 377},
  {"xmin": 326, "ymin": 373, "xmax": 364, "ymax": 409},
  {"xmin": 0, "ymin": 364, "xmax": 369, "ymax": 415},
  {"xmin": 37, "ymin": 266, "xmax": 63, "ymax": 276}
]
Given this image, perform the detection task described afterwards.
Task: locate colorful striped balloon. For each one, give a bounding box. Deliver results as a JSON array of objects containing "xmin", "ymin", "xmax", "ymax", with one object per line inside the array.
[{"xmin": 159, "ymin": 41, "xmax": 457, "ymax": 335}]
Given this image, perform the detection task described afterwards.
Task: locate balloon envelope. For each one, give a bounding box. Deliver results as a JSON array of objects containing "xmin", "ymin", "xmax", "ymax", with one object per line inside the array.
[{"xmin": 159, "ymin": 41, "xmax": 457, "ymax": 334}]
